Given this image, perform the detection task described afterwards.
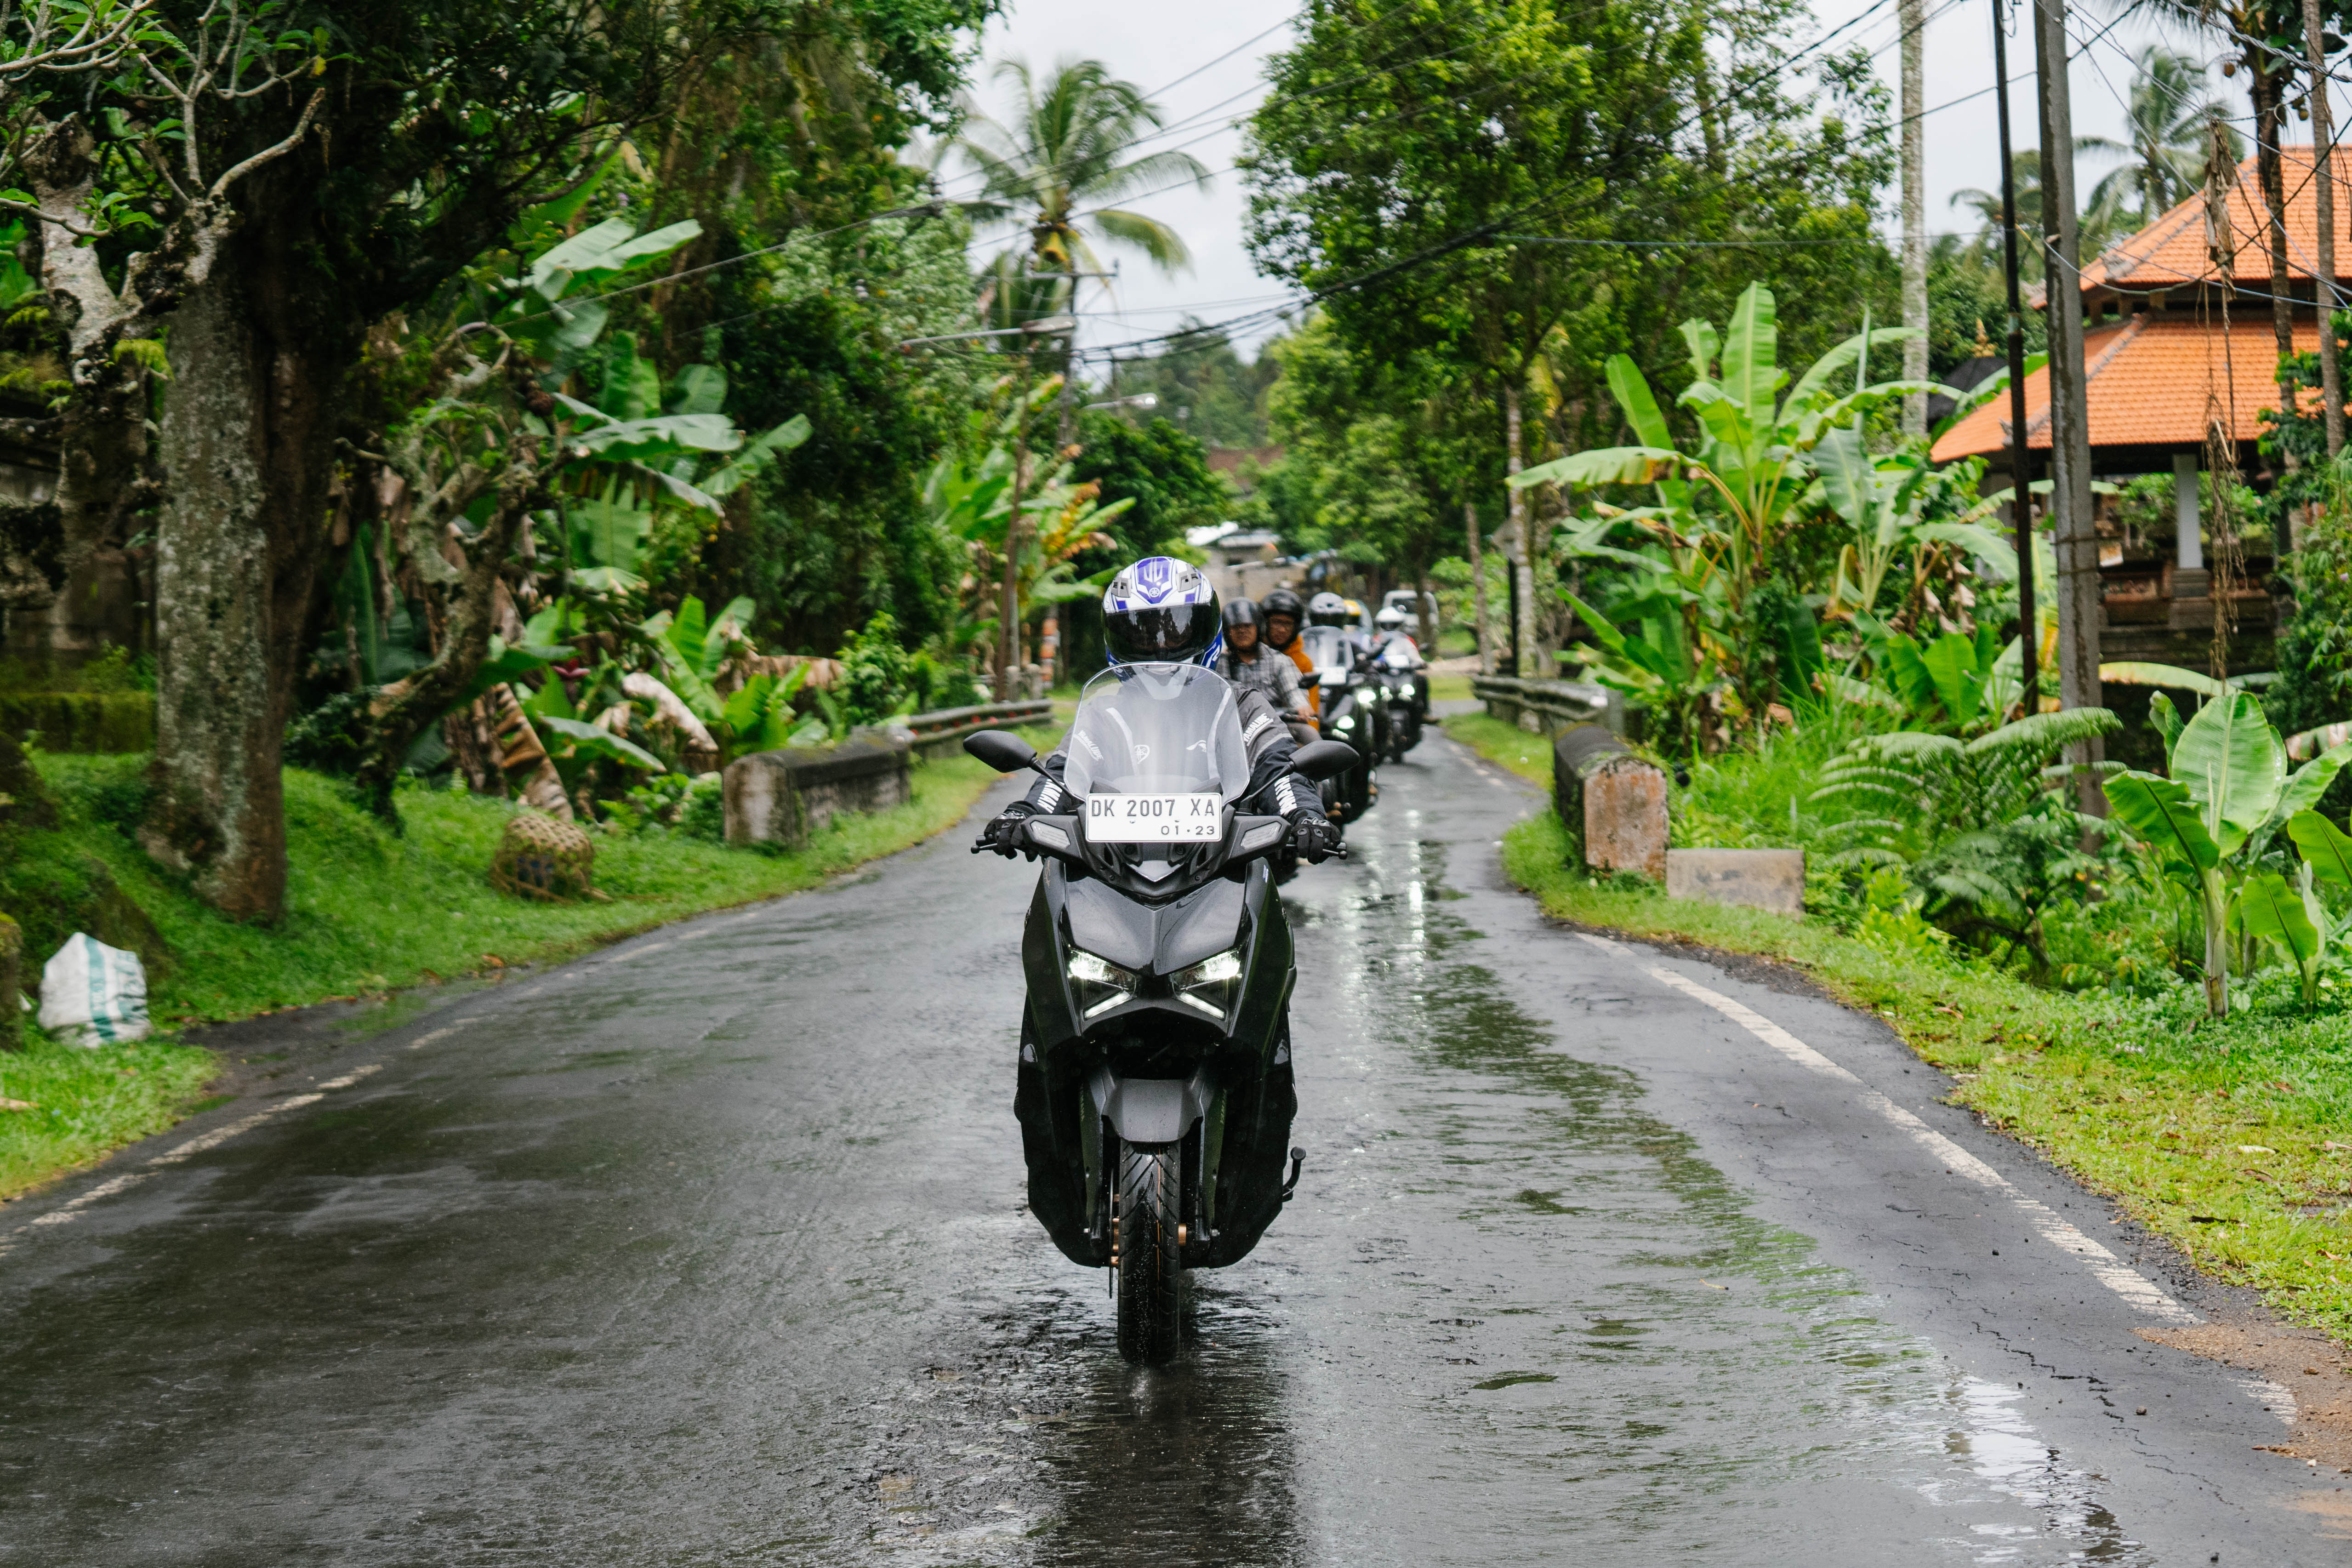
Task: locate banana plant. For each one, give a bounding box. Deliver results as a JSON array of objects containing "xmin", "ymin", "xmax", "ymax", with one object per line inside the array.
[
  {"xmin": 1511, "ymin": 284, "xmax": 1945, "ymax": 613},
  {"xmin": 2105, "ymin": 690, "xmax": 2352, "ymax": 1015}
]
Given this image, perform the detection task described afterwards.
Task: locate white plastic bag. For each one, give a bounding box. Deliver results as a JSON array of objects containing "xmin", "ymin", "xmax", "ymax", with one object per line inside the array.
[{"xmin": 39, "ymin": 933, "xmax": 150, "ymax": 1046}]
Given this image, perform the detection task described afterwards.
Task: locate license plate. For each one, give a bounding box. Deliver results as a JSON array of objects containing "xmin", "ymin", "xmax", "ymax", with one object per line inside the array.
[{"xmin": 1084, "ymin": 793, "xmax": 1224, "ymax": 843}]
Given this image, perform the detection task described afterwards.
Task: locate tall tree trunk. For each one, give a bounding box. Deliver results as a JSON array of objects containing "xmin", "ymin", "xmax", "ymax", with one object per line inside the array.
[
  {"xmin": 2306, "ymin": 0, "xmax": 2344, "ymax": 462},
  {"xmin": 2033, "ymin": 0, "xmax": 2104, "ymax": 812},
  {"xmin": 1503, "ymin": 381, "xmax": 1535, "ymax": 679},
  {"xmin": 2258, "ymin": 66, "xmax": 2300, "ymax": 503},
  {"xmin": 139, "ymin": 188, "xmax": 344, "ymax": 922},
  {"xmin": 1467, "ymin": 501, "xmax": 1494, "ymax": 676},
  {"xmin": 142, "ymin": 277, "xmax": 285, "ymax": 919},
  {"xmin": 1900, "ymin": 0, "xmax": 1929, "ymax": 438},
  {"xmin": 27, "ymin": 118, "xmax": 154, "ymax": 665},
  {"xmin": 997, "ymin": 368, "xmax": 1030, "ymax": 701}
]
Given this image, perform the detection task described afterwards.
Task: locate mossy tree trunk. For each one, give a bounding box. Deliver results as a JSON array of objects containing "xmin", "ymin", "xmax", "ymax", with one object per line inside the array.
[{"xmin": 138, "ymin": 187, "xmax": 345, "ymax": 923}]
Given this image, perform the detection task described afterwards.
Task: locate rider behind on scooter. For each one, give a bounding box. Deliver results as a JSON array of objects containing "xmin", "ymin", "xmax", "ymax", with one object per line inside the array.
[
  {"xmin": 1218, "ymin": 597, "xmax": 1317, "ymax": 747},
  {"xmin": 979, "ymin": 558, "xmax": 1340, "ymax": 863},
  {"xmin": 1260, "ymin": 587, "xmax": 1316, "ymax": 695}
]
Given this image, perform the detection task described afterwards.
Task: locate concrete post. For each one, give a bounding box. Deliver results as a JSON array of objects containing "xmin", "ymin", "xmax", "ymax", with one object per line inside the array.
[{"xmin": 2174, "ymin": 452, "xmax": 2204, "ymax": 570}]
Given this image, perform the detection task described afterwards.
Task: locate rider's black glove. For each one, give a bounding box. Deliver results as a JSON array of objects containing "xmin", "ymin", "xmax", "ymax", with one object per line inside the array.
[
  {"xmin": 977, "ymin": 806, "xmax": 1032, "ymax": 858},
  {"xmin": 1289, "ymin": 813, "xmax": 1340, "ymax": 863}
]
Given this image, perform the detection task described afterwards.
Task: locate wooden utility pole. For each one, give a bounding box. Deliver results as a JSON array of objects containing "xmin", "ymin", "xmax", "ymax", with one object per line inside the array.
[
  {"xmin": 2306, "ymin": 0, "xmax": 2344, "ymax": 460},
  {"xmin": 1993, "ymin": 0, "xmax": 2039, "ymax": 707},
  {"xmin": 2031, "ymin": 0, "xmax": 2103, "ymax": 805},
  {"xmin": 1901, "ymin": 0, "xmax": 1929, "ymax": 438}
]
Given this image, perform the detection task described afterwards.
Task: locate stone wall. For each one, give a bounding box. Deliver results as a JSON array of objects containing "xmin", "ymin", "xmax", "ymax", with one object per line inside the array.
[{"xmin": 724, "ymin": 736, "xmax": 913, "ymax": 849}]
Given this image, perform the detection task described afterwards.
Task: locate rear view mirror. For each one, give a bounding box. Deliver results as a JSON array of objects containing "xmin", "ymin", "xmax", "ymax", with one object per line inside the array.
[
  {"xmin": 1298, "ymin": 671, "xmax": 1322, "ymax": 690},
  {"xmin": 964, "ymin": 730, "xmax": 1042, "ymax": 774},
  {"xmin": 1291, "ymin": 740, "xmax": 1357, "ymax": 781}
]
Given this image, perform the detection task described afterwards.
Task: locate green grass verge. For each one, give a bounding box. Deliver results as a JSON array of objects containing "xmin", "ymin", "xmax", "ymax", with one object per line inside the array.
[
  {"xmin": 1444, "ymin": 708, "xmax": 2352, "ymax": 1344},
  {"xmin": 1, "ymin": 735, "xmax": 1042, "ymax": 1201}
]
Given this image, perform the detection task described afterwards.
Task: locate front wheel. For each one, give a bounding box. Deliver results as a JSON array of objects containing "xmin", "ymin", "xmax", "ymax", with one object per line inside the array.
[{"xmin": 1115, "ymin": 1142, "xmax": 1184, "ymax": 1363}]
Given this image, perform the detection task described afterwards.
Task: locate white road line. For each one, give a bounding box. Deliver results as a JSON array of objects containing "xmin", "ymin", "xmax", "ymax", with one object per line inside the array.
[
  {"xmin": 408, "ymin": 1019, "xmax": 476, "ymax": 1049},
  {"xmin": 1580, "ymin": 932, "xmax": 2199, "ymax": 1325},
  {"xmin": 2, "ymin": 1061, "xmax": 393, "ymax": 1255}
]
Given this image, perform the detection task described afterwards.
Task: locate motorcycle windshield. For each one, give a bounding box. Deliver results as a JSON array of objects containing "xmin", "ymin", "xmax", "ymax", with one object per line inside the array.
[
  {"xmin": 1299, "ymin": 626, "xmax": 1354, "ymax": 677},
  {"xmin": 1063, "ymin": 663, "xmax": 1252, "ymax": 804}
]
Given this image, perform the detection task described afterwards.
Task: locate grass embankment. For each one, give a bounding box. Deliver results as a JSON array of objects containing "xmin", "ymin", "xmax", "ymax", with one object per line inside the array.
[
  {"xmin": 1443, "ymin": 709, "xmax": 2352, "ymax": 1343},
  {"xmin": 0, "ymin": 736, "xmax": 1044, "ymax": 1200}
]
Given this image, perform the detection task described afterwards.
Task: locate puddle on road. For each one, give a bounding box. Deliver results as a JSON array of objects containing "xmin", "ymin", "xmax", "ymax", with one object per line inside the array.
[{"xmin": 847, "ymin": 815, "xmax": 2148, "ymax": 1567}]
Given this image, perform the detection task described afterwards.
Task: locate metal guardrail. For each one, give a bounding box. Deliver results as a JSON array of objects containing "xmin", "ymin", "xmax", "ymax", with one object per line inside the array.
[
  {"xmin": 900, "ymin": 699, "xmax": 1056, "ymax": 757},
  {"xmin": 1470, "ymin": 675, "xmax": 1617, "ymax": 737}
]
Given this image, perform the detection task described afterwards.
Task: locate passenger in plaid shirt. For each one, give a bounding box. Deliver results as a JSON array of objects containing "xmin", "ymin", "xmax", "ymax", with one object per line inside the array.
[{"xmin": 1217, "ymin": 598, "xmax": 1314, "ymax": 738}]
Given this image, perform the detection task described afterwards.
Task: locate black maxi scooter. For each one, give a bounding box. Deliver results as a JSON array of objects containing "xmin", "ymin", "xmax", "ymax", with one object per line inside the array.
[{"xmin": 966, "ymin": 662, "xmax": 1356, "ymax": 1364}]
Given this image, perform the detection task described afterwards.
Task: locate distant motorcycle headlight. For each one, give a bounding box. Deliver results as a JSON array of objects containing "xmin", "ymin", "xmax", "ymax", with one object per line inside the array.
[
  {"xmin": 1170, "ymin": 946, "xmax": 1245, "ymax": 1023},
  {"xmin": 1068, "ymin": 948, "xmax": 1139, "ymax": 1019}
]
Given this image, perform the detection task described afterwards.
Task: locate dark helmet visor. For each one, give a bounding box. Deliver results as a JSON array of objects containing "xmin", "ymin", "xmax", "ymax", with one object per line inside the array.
[{"xmin": 1106, "ymin": 601, "xmax": 1218, "ymax": 663}]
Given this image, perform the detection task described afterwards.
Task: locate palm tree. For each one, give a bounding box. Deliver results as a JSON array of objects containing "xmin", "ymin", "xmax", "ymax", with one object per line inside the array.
[
  {"xmin": 2079, "ymin": 46, "xmax": 2238, "ymax": 225},
  {"xmin": 1951, "ymin": 150, "xmax": 2048, "ymax": 279},
  {"xmin": 951, "ymin": 57, "xmax": 1211, "ymax": 294}
]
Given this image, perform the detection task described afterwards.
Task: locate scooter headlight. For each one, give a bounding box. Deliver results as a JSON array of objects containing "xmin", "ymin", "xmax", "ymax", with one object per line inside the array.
[
  {"xmin": 1068, "ymin": 948, "xmax": 1139, "ymax": 1018},
  {"xmin": 1169, "ymin": 947, "xmax": 1245, "ymax": 1023}
]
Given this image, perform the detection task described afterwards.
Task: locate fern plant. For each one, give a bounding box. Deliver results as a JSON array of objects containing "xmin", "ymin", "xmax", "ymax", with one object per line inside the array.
[
  {"xmin": 1812, "ymin": 708, "xmax": 2122, "ymax": 851},
  {"xmin": 1813, "ymin": 708, "xmax": 2121, "ymax": 975}
]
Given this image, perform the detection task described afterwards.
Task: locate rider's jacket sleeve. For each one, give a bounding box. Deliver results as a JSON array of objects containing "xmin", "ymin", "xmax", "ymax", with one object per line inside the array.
[{"xmin": 1235, "ymin": 689, "xmax": 1325, "ymax": 821}]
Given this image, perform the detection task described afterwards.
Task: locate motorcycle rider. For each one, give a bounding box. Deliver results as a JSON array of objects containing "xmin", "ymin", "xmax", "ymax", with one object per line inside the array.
[
  {"xmin": 1219, "ymin": 597, "xmax": 1317, "ymax": 746},
  {"xmin": 978, "ymin": 558, "xmax": 1342, "ymax": 863},
  {"xmin": 1372, "ymin": 604, "xmax": 1417, "ymax": 655},
  {"xmin": 1260, "ymin": 587, "xmax": 1316, "ymax": 697}
]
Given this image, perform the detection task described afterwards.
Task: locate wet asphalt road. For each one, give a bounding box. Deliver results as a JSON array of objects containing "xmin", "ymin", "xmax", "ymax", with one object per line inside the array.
[{"xmin": 2, "ymin": 736, "xmax": 2347, "ymax": 1564}]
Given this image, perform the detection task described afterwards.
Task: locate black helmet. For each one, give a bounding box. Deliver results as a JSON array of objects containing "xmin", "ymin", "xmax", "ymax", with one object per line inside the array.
[
  {"xmin": 1102, "ymin": 556, "xmax": 1222, "ymax": 666},
  {"xmin": 1260, "ymin": 587, "xmax": 1305, "ymax": 621},
  {"xmin": 1222, "ymin": 597, "xmax": 1262, "ymax": 629}
]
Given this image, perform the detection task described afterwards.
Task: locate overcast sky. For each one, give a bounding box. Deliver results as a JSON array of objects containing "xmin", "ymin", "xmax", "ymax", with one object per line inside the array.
[{"xmin": 962, "ymin": 0, "xmax": 2271, "ymax": 367}]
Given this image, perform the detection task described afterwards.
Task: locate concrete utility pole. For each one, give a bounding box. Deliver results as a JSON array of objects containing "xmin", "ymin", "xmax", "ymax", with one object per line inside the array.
[
  {"xmin": 2306, "ymin": 0, "xmax": 2344, "ymax": 460},
  {"xmin": 1902, "ymin": 0, "xmax": 1930, "ymax": 438},
  {"xmin": 2031, "ymin": 0, "xmax": 2104, "ymax": 809}
]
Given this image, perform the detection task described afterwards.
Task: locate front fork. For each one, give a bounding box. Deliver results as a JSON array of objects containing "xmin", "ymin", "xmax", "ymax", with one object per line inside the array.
[{"xmin": 1083, "ymin": 1082, "xmax": 1227, "ymax": 1267}]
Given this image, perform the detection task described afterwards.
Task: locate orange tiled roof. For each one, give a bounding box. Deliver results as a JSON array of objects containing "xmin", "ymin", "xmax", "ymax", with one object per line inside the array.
[
  {"xmin": 1929, "ymin": 314, "xmax": 2319, "ymax": 462},
  {"xmin": 2078, "ymin": 146, "xmax": 2352, "ymax": 296}
]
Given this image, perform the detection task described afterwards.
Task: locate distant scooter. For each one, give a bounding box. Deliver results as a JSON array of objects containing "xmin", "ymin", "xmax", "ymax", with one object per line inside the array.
[{"xmin": 1300, "ymin": 625, "xmax": 1382, "ymax": 823}]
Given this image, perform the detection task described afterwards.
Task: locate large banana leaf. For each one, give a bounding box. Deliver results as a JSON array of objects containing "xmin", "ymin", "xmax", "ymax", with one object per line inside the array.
[
  {"xmin": 2105, "ymin": 770, "xmax": 2221, "ymax": 875},
  {"xmin": 2289, "ymin": 810, "xmax": 2352, "ymax": 887},
  {"xmin": 2170, "ymin": 689, "xmax": 2284, "ymax": 852},
  {"xmin": 2239, "ymin": 871, "xmax": 2322, "ymax": 965},
  {"xmin": 2266, "ymin": 738, "xmax": 2352, "ymax": 833},
  {"xmin": 1605, "ymin": 354, "xmax": 1677, "ymax": 453},
  {"xmin": 539, "ymin": 714, "xmax": 664, "ymax": 772},
  {"xmin": 1716, "ymin": 282, "xmax": 1778, "ymax": 435},
  {"xmin": 1787, "ymin": 325, "xmax": 1924, "ymax": 408},
  {"xmin": 529, "ymin": 217, "xmax": 701, "ymax": 299},
  {"xmin": 1511, "ymin": 445, "xmax": 1680, "ymax": 490},
  {"xmin": 1679, "ymin": 318, "xmax": 1721, "ymax": 385},
  {"xmin": 2097, "ymin": 661, "xmax": 2228, "ymax": 698},
  {"xmin": 666, "ymin": 363, "xmax": 727, "ymax": 416}
]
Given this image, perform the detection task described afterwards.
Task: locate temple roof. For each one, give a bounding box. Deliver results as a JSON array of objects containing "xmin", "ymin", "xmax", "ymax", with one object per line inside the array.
[
  {"xmin": 1928, "ymin": 314, "xmax": 2318, "ymax": 464},
  {"xmin": 2074, "ymin": 146, "xmax": 2352, "ymax": 298}
]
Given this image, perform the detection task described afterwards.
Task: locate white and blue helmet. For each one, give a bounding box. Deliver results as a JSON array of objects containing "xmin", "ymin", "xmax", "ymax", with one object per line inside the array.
[{"xmin": 1103, "ymin": 556, "xmax": 1221, "ymax": 667}]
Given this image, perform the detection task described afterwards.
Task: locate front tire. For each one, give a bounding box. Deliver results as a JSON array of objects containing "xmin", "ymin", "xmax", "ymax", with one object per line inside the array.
[{"xmin": 1115, "ymin": 1142, "xmax": 1184, "ymax": 1363}]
